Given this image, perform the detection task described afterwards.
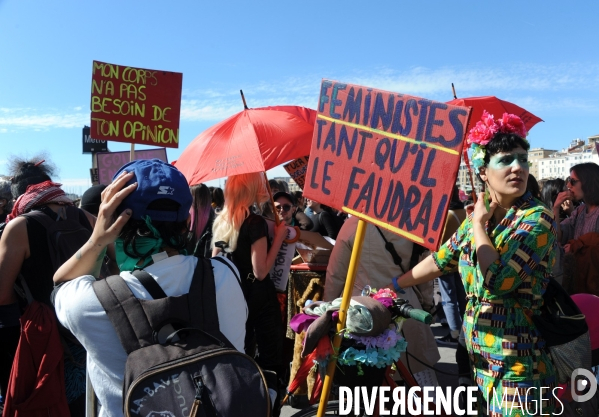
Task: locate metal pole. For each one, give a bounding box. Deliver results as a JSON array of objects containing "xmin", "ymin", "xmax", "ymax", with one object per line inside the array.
[
  {"xmin": 240, "ymin": 90, "xmax": 249, "ymax": 110},
  {"xmin": 85, "ymin": 370, "xmax": 97, "ymax": 417},
  {"xmin": 316, "ymin": 219, "xmax": 367, "ymax": 417}
]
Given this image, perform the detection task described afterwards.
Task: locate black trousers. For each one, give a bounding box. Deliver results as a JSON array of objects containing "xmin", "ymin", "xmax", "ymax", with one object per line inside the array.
[
  {"xmin": 0, "ymin": 325, "xmax": 20, "ymax": 411},
  {"xmin": 243, "ymin": 277, "xmax": 284, "ymax": 377}
]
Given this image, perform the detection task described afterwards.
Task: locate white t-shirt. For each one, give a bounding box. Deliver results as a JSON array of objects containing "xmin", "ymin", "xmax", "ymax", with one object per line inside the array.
[{"xmin": 54, "ymin": 255, "xmax": 247, "ymax": 417}]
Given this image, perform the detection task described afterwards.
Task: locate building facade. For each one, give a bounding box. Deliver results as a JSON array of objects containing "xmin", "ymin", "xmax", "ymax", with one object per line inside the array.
[
  {"xmin": 457, "ymin": 162, "xmax": 483, "ymax": 194},
  {"xmin": 529, "ymin": 148, "xmax": 557, "ymax": 179},
  {"xmin": 537, "ymin": 138, "xmax": 599, "ymax": 180}
]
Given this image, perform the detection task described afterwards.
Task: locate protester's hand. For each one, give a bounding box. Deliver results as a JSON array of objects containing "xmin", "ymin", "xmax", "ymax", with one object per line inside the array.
[
  {"xmin": 554, "ymin": 190, "xmax": 572, "ymax": 213},
  {"xmin": 273, "ymin": 220, "xmax": 288, "ymax": 245},
  {"xmin": 561, "ymin": 199, "xmax": 573, "ymax": 215},
  {"xmin": 564, "ymin": 243, "xmax": 571, "ymax": 254},
  {"xmin": 91, "ymin": 171, "xmax": 137, "ymax": 247},
  {"xmin": 472, "ymin": 192, "xmax": 496, "ymax": 225}
]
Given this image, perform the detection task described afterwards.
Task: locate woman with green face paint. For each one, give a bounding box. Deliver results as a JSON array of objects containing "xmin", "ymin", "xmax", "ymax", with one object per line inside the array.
[{"xmin": 388, "ymin": 112, "xmax": 558, "ymax": 416}]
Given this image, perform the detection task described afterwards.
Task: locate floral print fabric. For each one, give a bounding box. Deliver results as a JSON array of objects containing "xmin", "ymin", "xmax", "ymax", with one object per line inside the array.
[{"xmin": 432, "ymin": 192, "xmax": 558, "ymax": 416}]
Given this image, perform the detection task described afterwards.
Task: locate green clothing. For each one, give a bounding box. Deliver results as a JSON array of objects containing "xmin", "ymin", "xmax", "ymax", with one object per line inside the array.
[{"xmin": 433, "ymin": 192, "xmax": 557, "ymax": 416}]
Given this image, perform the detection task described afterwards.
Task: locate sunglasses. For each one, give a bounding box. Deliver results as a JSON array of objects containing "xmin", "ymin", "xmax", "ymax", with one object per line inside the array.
[
  {"xmin": 274, "ymin": 203, "xmax": 292, "ymax": 212},
  {"xmin": 568, "ymin": 178, "xmax": 580, "ymax": 186}
]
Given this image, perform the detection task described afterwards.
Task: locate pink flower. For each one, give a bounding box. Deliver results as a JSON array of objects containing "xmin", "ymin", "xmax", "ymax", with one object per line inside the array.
[
  {"xmin": 467, "ymin": 111, "xmax": 528, "ymax": 148},
  {"xmin": 372, "ymin": 288, "xmax": 397, "ymax": 301},
  {"xmin": 497, "ymin": 113, "xmax": 527, "ymax": 138},
  {"xmin": 466, "ymin": 111, "xmax": 497, "ymax": 146}
]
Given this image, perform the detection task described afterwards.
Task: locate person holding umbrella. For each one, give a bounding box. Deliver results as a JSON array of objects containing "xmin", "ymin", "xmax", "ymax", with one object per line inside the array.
[
  {"xmin": 211, "ymin": 173, "xmax": 288, "ymax": 399},
  {"xmin": 390, "ymin": 111, "xmax": 558, "ymax": 416}
]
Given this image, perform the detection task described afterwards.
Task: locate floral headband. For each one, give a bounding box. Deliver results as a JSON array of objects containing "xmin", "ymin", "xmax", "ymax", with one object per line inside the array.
[{"xmin": 467, "ymin": 111, "xmax": 528, "ymax": 170}]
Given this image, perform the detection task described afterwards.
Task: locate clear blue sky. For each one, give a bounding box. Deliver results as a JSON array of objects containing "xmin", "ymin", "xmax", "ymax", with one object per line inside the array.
[{"xmin": 1, "ymin": 0, "xmax": 598, "ymax": 194}]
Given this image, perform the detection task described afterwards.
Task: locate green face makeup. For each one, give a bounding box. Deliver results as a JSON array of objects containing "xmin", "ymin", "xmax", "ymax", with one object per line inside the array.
[{"xmin": 488, "ymin": 152, "xmax": 529, "ymax": 170}]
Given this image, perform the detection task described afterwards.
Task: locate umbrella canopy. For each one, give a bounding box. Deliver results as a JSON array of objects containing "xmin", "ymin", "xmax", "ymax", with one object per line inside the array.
[
  {"xmin": 176, "ymin": 105, "xmax": 317, "ymax": 185},
  {"xmin": 447, "ymin": 96, "xmax": 543, "ymax": 134}
]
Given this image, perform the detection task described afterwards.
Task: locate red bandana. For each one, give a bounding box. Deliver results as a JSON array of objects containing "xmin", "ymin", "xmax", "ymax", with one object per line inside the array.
[{"xmin": 6, "ymin": 181, "xmax": 73, "ymax": 223}]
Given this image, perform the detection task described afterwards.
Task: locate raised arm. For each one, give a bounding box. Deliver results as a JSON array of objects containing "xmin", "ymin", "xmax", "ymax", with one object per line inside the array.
[
  {"xmin": 53, "ymin": 171, "xmax": 136, "ymax": 283},
  {"xmin": 393, "ymin": 254, "xmax": 444, "ymax": 290},
  {"xmin": 250, "ymin": 221, "xmax": 287, "ymax": 280},
  {"xmin": 393, "ymin": 209, "xmax": 469, "ymax": 292},
  {"xmin": 552, "ymin": 190, "xmax": 573, "ymax": 244}
]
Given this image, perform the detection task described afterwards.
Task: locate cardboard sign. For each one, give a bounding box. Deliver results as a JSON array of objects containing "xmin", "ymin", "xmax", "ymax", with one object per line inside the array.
[
  {"xmin": 265, "ymin": 218, "xmax": 298, "ymax": 291},
  {"xmin": 95, "ymin": 148, "xmax": 168, "ymax": 185},
  {"xmin": 90, "ymin": 61, "xmax": 183, "ymax": 148},
  {"xmin": 284, "ymin": 156, "xmax": 310, "ymax": 190},
  {"xmin": 304, "ymin": 80, "xmax": 471, "ymax": 251},
  {"xmin": 82, "ymin": 126, "xmax": 108, "ymax": 154},
  {"xmin": 295, "ymin": 230, "xmax": 335, "ymax": 264}
]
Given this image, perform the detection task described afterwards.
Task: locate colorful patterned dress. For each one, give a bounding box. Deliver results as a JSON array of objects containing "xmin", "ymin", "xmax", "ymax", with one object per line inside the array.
[{"xmin": 432, "ymin": 192, "xmax": 557, "ymax": 417}]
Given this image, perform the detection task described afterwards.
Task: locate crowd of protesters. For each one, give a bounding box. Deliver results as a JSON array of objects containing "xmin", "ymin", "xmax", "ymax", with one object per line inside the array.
[{"xmin": 2, "ymin": 111, "xmax": 599, "ymax": 416}]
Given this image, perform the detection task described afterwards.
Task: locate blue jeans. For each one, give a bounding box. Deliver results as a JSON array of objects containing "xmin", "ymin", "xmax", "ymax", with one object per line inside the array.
[{"xmin": 438, "ymin": 272, "xmax": 466, "ymax": 332}]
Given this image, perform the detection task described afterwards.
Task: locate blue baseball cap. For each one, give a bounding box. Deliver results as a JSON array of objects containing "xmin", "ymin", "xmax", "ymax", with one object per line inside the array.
[{"xmin": 113, "ymin": 159, "xmax": 192, "ymax": 222}]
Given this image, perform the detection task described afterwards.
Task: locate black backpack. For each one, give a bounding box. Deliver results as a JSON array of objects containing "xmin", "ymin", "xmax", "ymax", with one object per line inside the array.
[
  {"xmin": 23, "ymin": 206, "xmax": 94, "ymax": 272},
  {"xmin": 92, "ymin": 257, "xmax": 272, "ymax": 417}
]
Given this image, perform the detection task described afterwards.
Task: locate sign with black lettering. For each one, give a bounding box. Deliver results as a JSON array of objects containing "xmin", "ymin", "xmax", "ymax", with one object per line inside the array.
[
  {"xmin": 82, "ymin": 126, "xmax": 108, "ymax": 154},
  {"xmin": 90, "ymin": 61, "xmax": 183, "ymax": 148},
  {"xmin": 304, "ymin": 80, "xmax": 471, "ymax": 251},
  {"xmin": 284, "ymin": 156, "xmax": 309, "ymax": 190}
]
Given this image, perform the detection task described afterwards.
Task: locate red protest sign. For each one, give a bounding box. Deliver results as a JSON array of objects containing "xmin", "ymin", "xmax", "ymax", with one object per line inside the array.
[
  {"xmin": 304, "ymin": 80, "xmax": 471, "ymax": 251},
  {"xmin": 95, "ymin": 148, "xmax": 168, "ymax": 185},
  {"xmin": 284, "ymin": 156, "xmax": 310, "ymax": 190},
  {"xmin": 90, "ymin": 61, "xmax": 183, "ymax": 148}
]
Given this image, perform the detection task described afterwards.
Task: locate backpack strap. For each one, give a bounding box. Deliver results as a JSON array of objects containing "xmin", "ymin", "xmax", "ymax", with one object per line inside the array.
[
  {"xmin": 132, "ymin": 270, "xmax": 167, "ymax": 299},
  {"xmin": 211, "ymin": 256, "xmax": 242, "ymax": 288},
  {"xmin": 188, "ymin": 257, "xmax": 221, "ymax": 336},
  {"xmin": 375, "ymin": 226, "xmax": 405, "ymax": 274},
  {"xmin": 92, "ymin": 275, "xmax": 154, "ymax": 353}
]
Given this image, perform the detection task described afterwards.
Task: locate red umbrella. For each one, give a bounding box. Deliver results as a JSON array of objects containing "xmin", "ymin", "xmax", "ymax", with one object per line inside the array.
[
  {"xmin": 447, "ymin": 93, "xmax": 543, "ymax": 204},
  {"xmin": 447, "ymin": 95, "xmax": 543, "ymax": 135},
  {"xmin": 176, "ymin": 104, "xmax": 317, "ymax": 185}
]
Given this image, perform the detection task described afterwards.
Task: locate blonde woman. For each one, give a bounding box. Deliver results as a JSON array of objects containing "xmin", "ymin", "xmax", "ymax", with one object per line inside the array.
[{"xmin": 212, "ymin": 173, "xmax": 287, "ymax": 382}]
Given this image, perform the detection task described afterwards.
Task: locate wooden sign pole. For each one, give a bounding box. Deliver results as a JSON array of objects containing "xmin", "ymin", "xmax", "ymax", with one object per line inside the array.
[{"xmin": 316, "ymin": 219, "xmax": 367, "ymax": 417}]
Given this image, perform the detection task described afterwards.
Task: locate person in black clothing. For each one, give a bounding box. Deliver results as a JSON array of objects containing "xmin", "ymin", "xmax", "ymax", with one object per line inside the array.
[
  {"xmin": 0, "ymin": 157, "xmax": 94, "ymax": 415},
  {"xmin": 79, "ymin": 184, "xmax": 107, "ymax": 216},
  {"xmin": 306, "ymin": 198, "xmax": 341, "ymax": 239},
  {"xmin": 211, "ymin": 173, "xmax": 287, "ymax": 382},
  {"xmin": 0, "ymin": 177, "xmax": 12, "ymax": 224},
  {"xmin": 211, "ymin": 186, "xmax": 225, "ymax": 213}
]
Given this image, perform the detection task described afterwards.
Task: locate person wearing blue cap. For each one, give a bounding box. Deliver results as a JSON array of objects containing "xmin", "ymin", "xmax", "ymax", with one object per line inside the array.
[{"xmin": 52, "ymin": 159, "xmax": 247, "ymax": 417}]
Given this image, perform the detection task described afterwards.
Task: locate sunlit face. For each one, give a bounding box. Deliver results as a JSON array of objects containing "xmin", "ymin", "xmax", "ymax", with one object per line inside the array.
[
  {"xmin": 306, "ymin": 198, "xmax": 320, "ymax": 211},
  {"xmin": 274, "ymin": 197, "xmax": 294, "ymax": 225},
  {"xmin": 567, "ymin": 171, "xmax": 583, "ymax": 201},
  {"xmin": 480, "ymin": 147, "xmax": 529, "ymax": 202}
]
